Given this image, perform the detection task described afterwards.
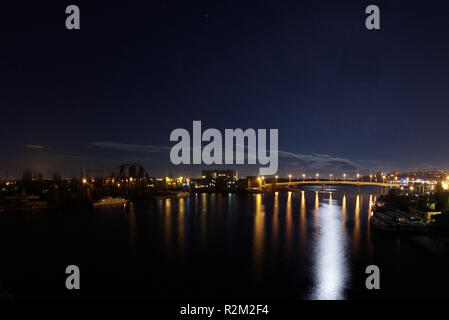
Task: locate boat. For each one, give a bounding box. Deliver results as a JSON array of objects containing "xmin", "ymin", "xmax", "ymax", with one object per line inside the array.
[
  {"xmin": 370, "ymin": 212, "xmax": 397, "ymax": 232},
  {"xmin": 383, "ymin": 211, "xmax": 416, "ymax": 232},
  {"xmin": 94, "ymin": 197, "xmax": 128, "ymax": 207},
  {"xmin": 176, "ymin": 191, "xmax": 190, "ymax": 198},
  {"xmin": 394, "ymin": 210, "xmax": 428, "ymax": 232},
  {"xmin": 0, "ymin": 195, "xmax": 47, "ymax": 212}
]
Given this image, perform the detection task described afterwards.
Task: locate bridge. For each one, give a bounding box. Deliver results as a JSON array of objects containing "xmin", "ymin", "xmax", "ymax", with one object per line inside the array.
[{"xmin": 262, "ymin": 180, "xmax": 400, "ymax": 192}]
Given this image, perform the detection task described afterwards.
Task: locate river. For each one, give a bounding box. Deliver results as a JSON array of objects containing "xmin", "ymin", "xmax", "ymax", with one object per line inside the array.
[{"xmin": 0, "ymin": 186, "xmax": 448, "ymax": 299}]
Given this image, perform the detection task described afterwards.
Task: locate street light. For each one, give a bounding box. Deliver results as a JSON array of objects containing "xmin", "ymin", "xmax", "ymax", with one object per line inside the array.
[
  {"xmin": 288, "ymin": 174, "xmax": 292, "ymax": 184},
  {"xmin": 343, "ymin": 173, "xmax": 346, "ymax": 181},
  {"xmin": 369, "ymin": 174, "xmax": 373, "ymax": 182},
  {"xmin": 330, "ymin": 173, "xmax": 333, "ymax": 181},
  {"xmin": 316, "ymin": 173, "xmax": 319, "ymax": 181},
  {"xmin": 356, "ymin": 173, "xmax": 360, "ymax": 182},
  {"xmin": 302, "ymin": 173, "xmax": 305, "ymax": 182}
]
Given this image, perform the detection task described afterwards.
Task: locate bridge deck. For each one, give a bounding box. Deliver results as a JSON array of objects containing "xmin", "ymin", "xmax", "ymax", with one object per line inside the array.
[{"xmin": 264, "ymin": 181, "xmax": 398, "ymax": 187}]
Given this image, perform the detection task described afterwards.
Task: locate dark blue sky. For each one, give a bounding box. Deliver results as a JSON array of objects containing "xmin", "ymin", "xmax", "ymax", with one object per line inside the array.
[{"xmin": 1, "ymin": 0, "xmax": 449, "ymax": 178}]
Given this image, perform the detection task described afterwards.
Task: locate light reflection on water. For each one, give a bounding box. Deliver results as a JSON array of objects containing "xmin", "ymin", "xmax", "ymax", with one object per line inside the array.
[
  {"xmin": 137, "ymin": 189, "xmax": 377, "ymax": 299},
  {"xmin": 252, "ymin": 194, "xmax": 265, "ymax": 280},
  {"xmin": 310, "ymin": 191, "xmax": 348, "ymax": 300},
  {"xmin": 5, "ymin": 186, "xmax": 449, "ymax": 299}
]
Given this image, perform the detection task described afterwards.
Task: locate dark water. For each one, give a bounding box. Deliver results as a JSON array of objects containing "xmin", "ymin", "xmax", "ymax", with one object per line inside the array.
[{"xmin": 1, "ymin": 186, "xmax": 448, "ymax": 300}]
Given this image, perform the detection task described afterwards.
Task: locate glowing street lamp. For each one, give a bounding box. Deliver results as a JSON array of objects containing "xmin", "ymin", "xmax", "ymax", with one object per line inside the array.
[
  {"xmin": 369, "ymin": 174, "xmax": 373, "ymax": 182},
  {"xmin": 288, "ymin": 174, "xmax": 292, "ymax": 184},
  {"xmin": 302, "ymin": 173, "xmax": 305, "ymax": 182},
  {"xmin": 316, "ymin": 173, "xmax": 319, "ymax": 181},
  {"xmin": 356, "ymin": 173, "xmax": 360, "ymax": 182},
  {"xmin": 343, "ymin": 173, "xmax": 346, "ymax": 181}
]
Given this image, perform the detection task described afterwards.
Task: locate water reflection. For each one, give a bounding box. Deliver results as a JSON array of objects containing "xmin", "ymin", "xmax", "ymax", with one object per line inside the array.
[
  {"xmin": 354, "ymin": 195, "xmax": 361, "ymax": 257},
  {"xmin": 342, "ymin": 194, "xmax": 347, "ymax": 231},
  {"xmin": 178, "ymin": 198, "xmax": 185, "ymax": 256},
  {"xmin": 164, "ymin": 199, "xmax": 172, "ymax": 253},
  {"xmin": 201, "ymin": 193, "xmax": 207, "ymax": 245},
  {"xmin": 285, "ymin": 192, "xmax": 293, "ymax": 256},
  {"xmin": 272, "ymin": 192, "xmax": 279, "ymax": 257},
  {"xmin": 367, "ymin": 194, "xmax": 373, "ymax": 258},
  {"xmin": 253, "ymin": 194, "xmax": 265, "ymax": 280},
  {"xmin": 133, "ymin": 190, "xmax": 376, "ymax": 299},
  {"xmin": 311, "ymin": 192, "xmax": 348, "ymax": 300},
  {"xmin": 299, "ymin": 191, "xmax": 307, "ymax": 255},
  {"xmin": 128, "ymin": 202, "xmax": 136, "ymax": 254}
]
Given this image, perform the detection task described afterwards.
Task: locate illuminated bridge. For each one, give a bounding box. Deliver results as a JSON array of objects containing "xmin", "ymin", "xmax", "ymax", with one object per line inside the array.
[{"xmin": 263, "ymin": 180, "xmax": 400, "ymax": 191}]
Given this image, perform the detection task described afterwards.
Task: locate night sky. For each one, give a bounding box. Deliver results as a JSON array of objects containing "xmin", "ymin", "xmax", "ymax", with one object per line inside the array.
[{"xmin": 2, "ymin": 0, "xmax": 449, "ymax": 178}]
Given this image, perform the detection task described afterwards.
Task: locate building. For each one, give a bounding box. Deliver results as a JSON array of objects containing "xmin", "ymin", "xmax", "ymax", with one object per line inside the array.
[{"xmin": 199, "ymin": 170, "xmax": 238, "ymax": 191}]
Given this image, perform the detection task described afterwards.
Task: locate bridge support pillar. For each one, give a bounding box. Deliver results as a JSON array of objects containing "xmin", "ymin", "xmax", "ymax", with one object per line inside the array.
[{"xmin": 322, "ymin": 184, "xmax": 325, "ymax": 191}]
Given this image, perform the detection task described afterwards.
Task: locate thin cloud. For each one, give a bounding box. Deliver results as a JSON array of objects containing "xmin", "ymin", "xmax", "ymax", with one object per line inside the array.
[
  {"xmin": 88, "ymin": 142, "xmax": 170, "ymax": 153},
  {"xmin": 88, "ymin": 141, "xmax": 361, "ymax": 170},
  {"xmin": 25, "ymin": 144, "xmax": 45, "ymax": 150},
  {"xmin": 278, "ymin": 151, "xmax": 362, "ymax": 170}
]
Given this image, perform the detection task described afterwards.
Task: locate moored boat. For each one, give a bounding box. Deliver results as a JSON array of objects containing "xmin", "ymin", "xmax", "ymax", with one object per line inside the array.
[
  {"xmin": 94, "ymin": 197, "xmax": 128, "ymax": 207},
  {"xmin": 383, "ymin": 211, "xmax": 415, "ymax": 232},
  {"xmin": 370, "ymin": 211, "xmax": 397, "ymax": 232}
]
